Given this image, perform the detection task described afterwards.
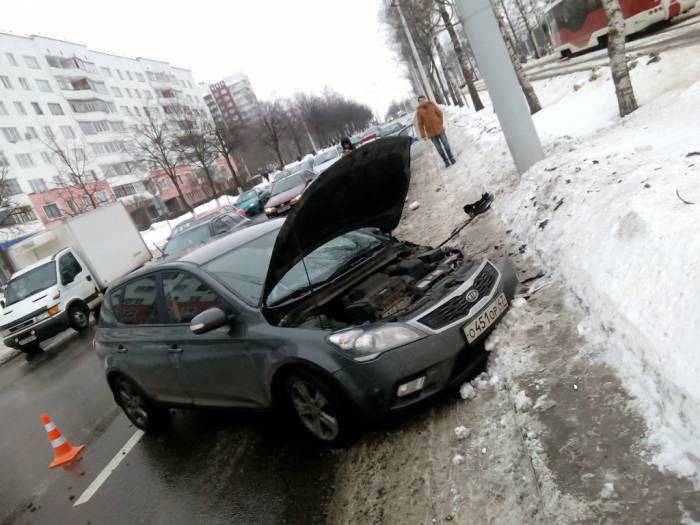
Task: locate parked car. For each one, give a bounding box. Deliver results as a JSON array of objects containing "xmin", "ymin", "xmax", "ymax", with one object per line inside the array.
[
  {"xmin": 264, "ymin": 170, "xmax": 315, "ymax": 218},
  {"xmin": 379, "ymin": 121, "xmax": 404, "ymax": 138},
  {"xmin": 161, "ymin": 211, "xmax": 250, "ymax": 259},
  {"xmin": 0, "ymin": 204, "xmax": 150, "ymax": 354},
  {"xmin": 235, "ymin": 187, "xmax": 271, "ymax": 216},
  {"xmin": 312, "ymin": 147, "xmax": 341, "ymax": 175},
  {"xmin": 94, "ymin": 137, "xmax": 518, "ymax": 445},
  {"xmin": 361, "ymin": 126, "xmax": 381, "ymax": 144}
]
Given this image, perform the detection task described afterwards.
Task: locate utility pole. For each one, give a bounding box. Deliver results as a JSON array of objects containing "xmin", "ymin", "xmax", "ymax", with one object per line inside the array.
[
  {"xmin": 393, "ymin": 0, "xmax": 436, "ymax": 101},
  {"xmin": 453, "ymin": 0, "xmax": 544, "ymax": 174}
]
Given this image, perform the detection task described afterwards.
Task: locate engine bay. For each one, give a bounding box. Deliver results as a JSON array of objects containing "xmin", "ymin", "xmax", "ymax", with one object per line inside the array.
[{"xmin": 279, "ymin": 243, "xmax": 472, "ymax": 329}]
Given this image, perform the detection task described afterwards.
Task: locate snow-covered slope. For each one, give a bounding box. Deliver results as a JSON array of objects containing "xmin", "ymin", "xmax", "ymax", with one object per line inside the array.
[{"xmin": 438, "ymin": 42, "xmax": 700, "ymax": 484}]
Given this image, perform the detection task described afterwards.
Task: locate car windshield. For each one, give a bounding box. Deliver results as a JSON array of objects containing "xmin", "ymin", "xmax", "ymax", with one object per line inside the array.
[
  {"xmin": 163, "ymin": 224, "xmax": 212, "ymax": 256},
  {"xmin": 203, "ymin": 229, "xmax": 384, "ymax": 306},
  {"xmin": 237, "ymin": 189, "xmax": 258, "ymax": 202},
  {"xmin": 5, "ymin": 262, "xmax": 57, "ymax": 306},
  {"xmin": 271, "ymin": 174, "xmax": 304, "ymax": 196},
  {"xmin": 314, "ymin": 150, "xmax": 338, "ymax": 166},
  {"xmin": 381, "ymin": 122, "xmax": 402, "ymax": 135}
]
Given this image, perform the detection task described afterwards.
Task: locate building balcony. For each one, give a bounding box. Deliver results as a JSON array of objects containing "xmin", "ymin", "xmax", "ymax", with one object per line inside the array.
[{"xmin": 49, "ymin": 65, "xmax": 103, "ymax": 81}]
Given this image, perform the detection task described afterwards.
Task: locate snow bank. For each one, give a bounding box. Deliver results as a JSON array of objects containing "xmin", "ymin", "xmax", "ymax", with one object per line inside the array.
[{"xmin": 445, "ymin": 43, "xmax": 700, "ymax": 484}]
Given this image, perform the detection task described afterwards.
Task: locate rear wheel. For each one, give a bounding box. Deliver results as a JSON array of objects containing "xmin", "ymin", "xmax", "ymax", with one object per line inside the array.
[
  {"xmin": 113, "ymin": 376, "xmax": 168, "ymax": 432},
  {"xmin": 68, "ymin": 304, "xmax": 90, "ymax": 332},
  {"xmin": 283, "ymin": 369, "xmax": 358, "ymax": 447}
]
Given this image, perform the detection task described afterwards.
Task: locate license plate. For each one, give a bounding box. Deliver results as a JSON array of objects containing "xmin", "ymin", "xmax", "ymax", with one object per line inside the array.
[
  {"xmin": 462, "ymin": 293, "xmax": 509, "ymax": 343},
  {"xmin": 19, "ymin": 335, "xmax": 37, "ymax": 345}
]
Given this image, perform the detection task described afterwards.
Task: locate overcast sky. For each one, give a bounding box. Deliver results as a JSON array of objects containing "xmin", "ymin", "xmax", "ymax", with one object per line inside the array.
[{"xmin": 1, "ymin": 0, "xmax": 412, "ymax": 117}]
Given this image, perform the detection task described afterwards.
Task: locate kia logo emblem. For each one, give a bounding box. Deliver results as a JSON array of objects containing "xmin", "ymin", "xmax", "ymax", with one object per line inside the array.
[{"xmin": 465, "ymin": 289, "xmax": 479, "ymax": 302}]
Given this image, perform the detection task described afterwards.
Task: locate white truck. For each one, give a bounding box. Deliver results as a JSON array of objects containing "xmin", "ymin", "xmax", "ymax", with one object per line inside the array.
[{"xmin": 0, "ymin": 203, "xmax": 151, "ymax": 353}]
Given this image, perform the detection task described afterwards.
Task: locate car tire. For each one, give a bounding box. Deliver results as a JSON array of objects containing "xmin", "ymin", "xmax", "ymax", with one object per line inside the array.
[
  {"xmin": 283, "ymin": 369, "xmax": 358, "ymax": 447},
  {"xmin": 68, "ymin": 304, "xmax": 90, "ymax": 332},
  {"xmin": 113, "ymin": 375, "xmax": 169, "ymax": 432}
]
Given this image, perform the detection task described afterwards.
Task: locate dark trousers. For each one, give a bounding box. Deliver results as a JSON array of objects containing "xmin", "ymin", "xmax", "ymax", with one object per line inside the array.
[{"xmin": 430, "ymin": 133, "xmax": 455, "ymax": 165}]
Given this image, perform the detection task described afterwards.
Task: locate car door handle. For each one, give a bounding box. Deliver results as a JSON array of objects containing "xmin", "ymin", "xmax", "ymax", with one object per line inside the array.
[
  {"xmin": 168, "ymin": 345, "xmax": 183, "ymax": 354},
  {"xmin": 117, "ymin": 345, "xmax": 128, "ymax": 353}
]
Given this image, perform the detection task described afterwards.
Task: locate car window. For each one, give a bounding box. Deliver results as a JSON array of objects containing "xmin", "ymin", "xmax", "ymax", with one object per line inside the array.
[
  {"xmin": 314, "ymin": 150, "xmax": 338, "ymax": 166},
  {"xmin": 163, "ymin": 224, "xmax": 212, "ymax": 256},
  {"xmin": 271, "ymin": 174, "xmax": 304, "ymax": 196},
  {"xmin": 113, "ymin": 276, "xmax": 160, "ymax": 325},
  {"xmin": 211, "ymin": 214, "xmax": 238, "ymax": 235},
  {"xmin": 238, "ymin": 189, "xmax": 257, "ymax": 202},
  {"xmin": 59, "ymin": 252, "xmax": 83, "ymax": 284},
  {"xmin": 268, "ymin": 231, "xmax": 384, "ymax": 304},
  {"xmin": 161, "ymin": 271, "xmax": 227, "ymax": 324}
]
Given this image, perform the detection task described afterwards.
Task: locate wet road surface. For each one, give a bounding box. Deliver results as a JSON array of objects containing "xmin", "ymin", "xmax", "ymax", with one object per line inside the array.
[{"xmin": 0, "ymin": 327, "xmax": 336, "ymax": 525}]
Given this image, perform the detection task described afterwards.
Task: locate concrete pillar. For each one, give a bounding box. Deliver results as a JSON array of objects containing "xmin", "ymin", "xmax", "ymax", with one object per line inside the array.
[{"xmin": 453, "ymin": 0, "xmax": 544, "ymax": 174}]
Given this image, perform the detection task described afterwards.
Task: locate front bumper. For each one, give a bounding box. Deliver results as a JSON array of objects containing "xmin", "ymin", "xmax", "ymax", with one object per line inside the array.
[
  {"xmin": 3, "ymin": 312, "xmax": 70, "ymax": 351},
  {"xmin": 265, "ymin": 200, "xmax": 299, "ymax": 217},
  {"xmin": 332, "ymin": 258, "xmax": 518, "ymax": 420}
]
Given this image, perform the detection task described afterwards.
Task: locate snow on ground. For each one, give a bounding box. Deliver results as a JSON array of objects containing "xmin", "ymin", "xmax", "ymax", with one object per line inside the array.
[{"xmin": 431, "ymin": 41, "xmax": 700, "ymax": 485}]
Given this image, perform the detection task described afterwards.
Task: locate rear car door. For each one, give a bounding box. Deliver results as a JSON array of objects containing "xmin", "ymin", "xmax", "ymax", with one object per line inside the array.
[
  {"xmin": 58, "ymin": 251, "xmax": 96, "ymax": 303},
  {"xmin": 105, "ymin": 275, "xmax": 191, "ymax": 404},
  {"xmin": 158, "ymin": 270, "xmax": 265, "ymax": 408}
]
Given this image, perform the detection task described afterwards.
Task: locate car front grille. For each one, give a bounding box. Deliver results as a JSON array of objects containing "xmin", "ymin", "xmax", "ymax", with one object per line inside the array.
[
  {"xmin": 8, "ymin": 318, "xmax": 35, "ymax": 334},
  {"xmin": 417, "ymin": 263, "xmax": 499, "ymax": 330}
]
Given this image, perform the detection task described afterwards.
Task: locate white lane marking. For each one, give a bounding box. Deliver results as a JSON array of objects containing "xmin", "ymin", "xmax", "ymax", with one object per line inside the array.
[{"xmin": 73, "ymin": 429, "xmax": 144, "ymax": 507}]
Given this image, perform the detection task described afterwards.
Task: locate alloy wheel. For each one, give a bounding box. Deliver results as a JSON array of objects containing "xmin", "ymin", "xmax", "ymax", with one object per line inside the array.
[
  {"xmin": 290, "ymin": 379, "xmax": 339, "ymax": 441},
  {"xmin": 117, "ymin": 380, "xmax": 149, "ymax": 429}
]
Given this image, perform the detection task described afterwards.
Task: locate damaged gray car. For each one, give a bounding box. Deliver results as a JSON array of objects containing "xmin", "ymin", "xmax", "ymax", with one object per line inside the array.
[{"xmin": 95, "ymin": 136, "xmax": 518, "ymax": 445}]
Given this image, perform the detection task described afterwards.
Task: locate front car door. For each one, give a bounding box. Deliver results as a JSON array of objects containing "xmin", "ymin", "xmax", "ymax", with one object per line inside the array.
[
  {"xmin": 157, "ymin": 269, "xmax": 265, "ymax": 408},
  {"xmin": 102, "ymin": 274, "xmax": 190, "ymax": 405},
  {"xmin": 58, "ymin": 251, "xmax": 97, "ymax": 304}
]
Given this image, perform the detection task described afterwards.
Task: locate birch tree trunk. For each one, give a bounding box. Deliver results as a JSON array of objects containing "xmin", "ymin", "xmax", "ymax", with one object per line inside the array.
[
  {"xmin": 439, "ymin": 5, "xmax": 484, "ymax": 111},
  {"xmin": 492, "ymin": 0, "xmax": 542, "ymax": 114},
  {"xmin": 435, "ymin": 37, "xmax": 464, "ymax": 107},
  {"xmin": 602, "ymin": 0, "xmax": 639, "ymax": 117}
]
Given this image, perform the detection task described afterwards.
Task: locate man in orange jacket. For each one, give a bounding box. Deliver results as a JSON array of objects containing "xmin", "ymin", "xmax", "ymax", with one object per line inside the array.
[{"xmin": 416, "ymin": 95, "xmax": 455, "ymax": 168}]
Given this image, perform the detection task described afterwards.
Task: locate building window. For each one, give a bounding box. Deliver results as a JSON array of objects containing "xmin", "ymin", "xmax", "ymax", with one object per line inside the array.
[
  {"xmin": 116, "ymin": 69, "xmax": 123, "ymax": 80},
  {"xmin": 72, "ymin": 148, "xmax": 86, "ymax": 161},
  {"xmin": 53, "ymin": 175, "xmax": 65, "ymax": 187},
  {"xmin": 100, "ymin": 67, "xmax": 112, "ymax": 78},
  {"xmin": 13, "ymin": 101, "xmax": 27, "ymax": 115},
  {"xmin": 48, "ymin": 103, "xmax": 65, "ymax": 115},
  {"xmin": 29, "ymin": 178, "xmax": 48, "ymax": 193},
  {"xmin": 26, "ymin": 127, "xmax": 38, "ymax": 139},
  {"xmin": 36, "ymin": 79, "xmax": 52, "ymax": 92},
  {"xmin": 81, "ymin": 195, "xmax": 91, "ymax": 208},
  {"xmin": 31, "ymin": 102, "xmax": 43, "ymax": 115},
  {"xmin": 60, "ymin": 125, "xmax": 75, "ymax": 139},
  {"xmin": 0, "ymin": 76, "xmax": 13, "ymax": 89},
  {"xmin": 43, "ymin": 203, "xmax": 63, "ymax": 219},
  {"xmin": 135, "ymin": 89, "xmax": 141, "ymax": 99},
  {"xmin": 40, "ymin": 151, "xmax": 52, "ymax": 164},
  {"xmin": 96, "ymin": 190, "xmax": 110, "ymax": 203},
  {"xmin": 24, "ymin": 56, "xmax": 40, "ymax": 69},
  {"xmin": 2, "ymin": 178, "xmax": 22, "ymax": 195},
  {"xmin": 1, "ymin": 127, "xmax": 21, "ymax": 143},
  {"xmin": 0, "ymin": 151, "xmax": 8, "ymax": 166},
  {"xmin": 0, "ymin": 102, "xmax": 8, "ymax": 116},
  {"xmin": 110, "ymin": 121, "xmax": 126, "ymax": 132},
  {"xmin": 133, "ymin": 106, "xmax": 141, "ymax": 116},
  {"xmin": 5, "ymin": 206, "xmax": 36, "ymax": 225},
  {"xmin": 135, "ymin": 72, "xmax": 144, "ymax": 82},
  {"xmin": 5, "ymin": 53, "xmax": 18, "ymax": 66},
  {"xmin": 144, "ymin": 90, "xmax": 152, "ymax": 99},
  {"xmin": 17, "ymin": 77, "xmax": 29, "ymax": 91},
  {"xmin": 66, "ymin": 198, "xmax": 79, "ymax": 214},
  {"xmin": 125, "ymin": 88, "xmax": 132, "ymax": 98},
  {"xmin": 43, "ymin": 126, "xmax": 54, "ymax": 138},
  {"xmin": 126, "ymin": 71, "xmax": 133, "ymax": 81},
  {"xmin": 111, "ymin": 86, "xmax": 122, "ymax": 97},
  {"xmin": 120, "ymin": 106, "xmax": 131, "ymax": 116},
  {"xmin": 15, "ymin": 153, "xmax": 35, "ymax": 167}
]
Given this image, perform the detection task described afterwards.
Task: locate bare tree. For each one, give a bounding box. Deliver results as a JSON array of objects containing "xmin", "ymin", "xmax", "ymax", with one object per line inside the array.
[
  {"xmin": 43, "ymin": 132, "xmax": 111, "ymax": 214},
  {"xmin": 437, "ymin": 3, "xmax": 485, "ymax": 110},
  {"xmin": 257, "ymin": 100, "xmax": 288, "ymax": 170},
  {"xmin": 602, "ymin": 0, "xmax": 638, "ymax": 117},
  {"xmin": 492, "ymin": 0, "xmax": 542, "ymax": 114},
  {"xmin": 174, "ymin": 115, "xmax": 221, "ymax": 204},
  {"xmin": 210, "ymin": 124, "xmax": 243, "ymax": 193},
  {"xmin": 131, "ymin": 109, "xmax": 194, "ymax": 213},
  {"xmin": 0, "ymin": 166, "xmax": 30, "ymax": 230}
]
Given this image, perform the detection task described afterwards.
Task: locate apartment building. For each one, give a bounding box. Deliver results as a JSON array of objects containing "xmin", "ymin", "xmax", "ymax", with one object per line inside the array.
[
  {"xmin": 203, "ymin": 72, "xmax": 260, "ymax": 128},
  {"xmin": 0, "ymin": 31, "xmax": 212, "ymax": 239}
]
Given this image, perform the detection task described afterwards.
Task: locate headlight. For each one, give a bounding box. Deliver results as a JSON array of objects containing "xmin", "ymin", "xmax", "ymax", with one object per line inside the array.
[
  {"xmin": 290, "ymin": 194, "xmax": 302, "ymax": 204},
  {"xmin": 35, "ymin": 311, "xmax": 51, "ymax": 322},
  {"xmin": 328, "ymin": 324, "xmax": 425, "ymax": 362},
  {"xmin": 264, "ymin": 207, "xmax": 276, "ymax": 214}
]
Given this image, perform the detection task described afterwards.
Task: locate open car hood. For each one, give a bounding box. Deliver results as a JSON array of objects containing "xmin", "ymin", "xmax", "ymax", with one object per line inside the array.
[{"xmin": 262, "ymin": 136, "xmax": 412, "ymax": 304}]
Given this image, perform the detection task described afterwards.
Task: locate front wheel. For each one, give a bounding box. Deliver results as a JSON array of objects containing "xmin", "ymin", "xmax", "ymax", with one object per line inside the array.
[
  {"xmin": 283, "ymin": 369, "xmax": 358, "ymax": 447},
  {"xmin": 68, "ymin": 304, "xmax": 90, "ymax": 332},
  {"xmin": 113, "ymin": 376, "xmax": 169, "ymax": 432}
]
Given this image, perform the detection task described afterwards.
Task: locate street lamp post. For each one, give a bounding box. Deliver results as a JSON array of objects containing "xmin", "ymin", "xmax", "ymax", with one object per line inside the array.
[{"xmin": 453, "ymin": 0, "xmax": 544, "ymax": 174}]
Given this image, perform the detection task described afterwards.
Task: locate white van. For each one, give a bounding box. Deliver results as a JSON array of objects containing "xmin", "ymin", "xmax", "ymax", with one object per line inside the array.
[{"xmin": 0, "ymin": 203, "xmax": 151, "ymax": 353}]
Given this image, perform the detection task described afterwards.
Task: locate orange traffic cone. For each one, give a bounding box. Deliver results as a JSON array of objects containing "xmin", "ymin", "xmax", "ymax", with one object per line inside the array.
[{"xmin": 41, "ymin": 413, "xmax": 85, "ymax": 469}]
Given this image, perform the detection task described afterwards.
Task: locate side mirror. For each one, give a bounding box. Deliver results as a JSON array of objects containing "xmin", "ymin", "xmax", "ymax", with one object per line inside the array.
[
  {"xmin": 190, "ymin": 307, "xmax": 230, "ymax": 335},
  {"xmin": 0, "ymin": 299, "xmax": 5, "ymax": 309}
]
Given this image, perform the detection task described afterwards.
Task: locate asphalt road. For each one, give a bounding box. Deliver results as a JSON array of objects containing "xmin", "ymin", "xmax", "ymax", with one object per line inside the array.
[{"xmin": 0, "ymin": 326, "xmax": 336, "ymax": 525}]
